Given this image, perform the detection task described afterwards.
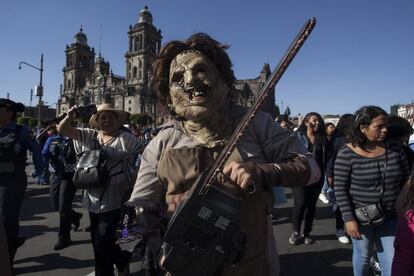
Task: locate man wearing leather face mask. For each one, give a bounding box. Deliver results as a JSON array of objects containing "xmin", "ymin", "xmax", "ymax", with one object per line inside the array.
[{"xmin": 128, "ymin": 33, "xmax": 320, "ymax": 276}]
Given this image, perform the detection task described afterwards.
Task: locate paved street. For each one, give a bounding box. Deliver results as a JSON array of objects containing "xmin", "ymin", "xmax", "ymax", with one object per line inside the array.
[{"xmin": 14, "ymin": 163, "xmax": 353, "ymax": 276}]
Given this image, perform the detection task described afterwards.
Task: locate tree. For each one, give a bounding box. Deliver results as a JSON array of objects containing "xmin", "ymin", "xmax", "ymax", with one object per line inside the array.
[
  {"xmin": 29, "ymin": 118, "xmax": 38, "ymax": 129},
  {"xmin": 275, "ymin": 104, "xmax": 280, "ymax": 118},
  {"xmin": 17, "ymin": 116, "xmax": 38, "ymax": 129},
  {"xmin": 129, "ymin": 113, "xmax": 153, "ymax": 127},
  {"xmin": 17, "ymin": 116, "xmax": 30, "ymax": 126}
]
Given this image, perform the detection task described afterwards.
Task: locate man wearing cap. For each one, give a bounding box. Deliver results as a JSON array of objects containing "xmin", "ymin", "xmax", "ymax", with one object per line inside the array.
[
  {"xmin": 42, "ymin": 125, "xmax": 82, "ymax": 250},
  {"xmin": 0, "ymin": 98, "xmax": 44, "ymax": 266}
]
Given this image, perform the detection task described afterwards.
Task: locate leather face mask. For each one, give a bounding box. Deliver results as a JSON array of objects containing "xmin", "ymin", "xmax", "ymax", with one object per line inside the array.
[{"xmin": 169, "ymin": 51, "xmax": 228, "ymax": 122}]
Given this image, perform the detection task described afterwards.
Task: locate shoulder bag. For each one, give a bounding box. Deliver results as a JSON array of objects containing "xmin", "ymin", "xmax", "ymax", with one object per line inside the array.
[
  {"xmin": 354, "ymin": 148, "xmax": 387, "ymax": 226},
  {"xmin": 73, "ymin": 133, "xmax": 109, "ymax": 189}
]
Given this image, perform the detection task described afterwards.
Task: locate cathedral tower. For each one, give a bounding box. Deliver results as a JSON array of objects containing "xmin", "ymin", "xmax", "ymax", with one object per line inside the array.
[
  {"xmin": 58, "ymin": 27, "xmax": 95, "ymax": 114},
  {"xmin": 125, "ymin": 6, "xmax": 162, "ymax": 90},
  {"xmin": 63, "ymin": 27, "xmax": 95, "ymax": 95},
  {"xmin": 124, "ymin": 6, "xmax": 162, "ymax": 115}
]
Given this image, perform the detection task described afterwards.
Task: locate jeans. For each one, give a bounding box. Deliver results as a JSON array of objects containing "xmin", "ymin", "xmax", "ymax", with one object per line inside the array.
[
  {"xmin": 351, "ymin": 217, "xmax": 398, "ymax": 276},
  {"xmin": 37, "ymin": 160, "xmax": 50, "ymax": 184},
  {"xmin": 273, "ymin": 186, "xmax": 287, "ymax": 206},
  {"xmin": 321, "ymin": 178, "xmax": 329, "ymax": 194}
]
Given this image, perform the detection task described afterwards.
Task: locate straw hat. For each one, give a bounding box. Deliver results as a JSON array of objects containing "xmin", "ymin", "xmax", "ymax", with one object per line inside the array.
[{"xmin": 89, "ymin": 103, "xmax": 129, "ymax": 128}]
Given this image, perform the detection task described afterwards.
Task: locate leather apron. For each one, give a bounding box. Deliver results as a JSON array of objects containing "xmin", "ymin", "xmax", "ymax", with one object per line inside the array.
[{"xmin": 157, "ymin": 146, "xmax": 279, "ymax": 276}]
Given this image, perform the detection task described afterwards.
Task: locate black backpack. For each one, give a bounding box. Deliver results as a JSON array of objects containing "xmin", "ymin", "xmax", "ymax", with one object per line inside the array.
[{"xmin": 72, "ymin": 136, "xmax": 109, "ymax": 189}]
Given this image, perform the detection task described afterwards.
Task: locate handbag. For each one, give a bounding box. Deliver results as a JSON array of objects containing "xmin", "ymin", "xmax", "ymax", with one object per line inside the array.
[
  {"xmin": 354, "ymin": 203, "xmax": 385, "ymax": 226},
  {"xmin": 354, "ymin": 148, "xmax": 387, "ymax": 226},
  {"xmin": 73, "ymin": 134, "xmax": 109, "ymax": 189}
]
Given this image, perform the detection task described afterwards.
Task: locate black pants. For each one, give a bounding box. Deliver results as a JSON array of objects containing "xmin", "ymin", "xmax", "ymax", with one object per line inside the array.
[
  {"xmin": 335, "ymin": 206, "xmax": 344, "ymax": 231},
  {"xmin": 0, "ymin": 171, "xmax": 27, "ymax": 264},
  {"xmin": 89, "ymin": 209, "xmax": 124, "ymax": 276},
  {"xmin": 291, "ymin": 180, "xmax": 323, "ymax": 235},
  {"xmin": 49, "ymin": 173, "xmax": 77, "ymax": 239}
]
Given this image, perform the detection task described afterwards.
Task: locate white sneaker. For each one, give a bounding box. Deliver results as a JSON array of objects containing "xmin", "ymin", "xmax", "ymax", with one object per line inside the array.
[
  {"xmin": 318, "ymin": 193, "xmax": 330, "ymax": 204},
  {"xmin": 336, "ymin": 229, "xmax": 350, "ymax": 244}
]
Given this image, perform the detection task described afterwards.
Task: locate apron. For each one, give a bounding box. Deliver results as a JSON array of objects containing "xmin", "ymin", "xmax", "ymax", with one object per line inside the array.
[{"xmin": 157, "ymin": 146, "xmax": 279, "ymax": 276}]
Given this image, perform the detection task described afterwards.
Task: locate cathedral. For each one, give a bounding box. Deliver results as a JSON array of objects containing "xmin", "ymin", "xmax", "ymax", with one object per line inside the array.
[{"xmin": 56, "ymin": 6, "xmax": 275, "ymax": 125}]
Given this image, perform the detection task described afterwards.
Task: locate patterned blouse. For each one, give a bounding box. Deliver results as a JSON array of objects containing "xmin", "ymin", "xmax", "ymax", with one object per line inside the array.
[{"xmin": 74, "ymin": 128, "xmax": 143, "ymax": 213}]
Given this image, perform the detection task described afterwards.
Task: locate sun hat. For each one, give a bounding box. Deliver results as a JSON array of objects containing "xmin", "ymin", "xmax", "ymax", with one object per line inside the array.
[{"xmin": 88, "ymin": 103, "xmax": 129, "ymax": 128}]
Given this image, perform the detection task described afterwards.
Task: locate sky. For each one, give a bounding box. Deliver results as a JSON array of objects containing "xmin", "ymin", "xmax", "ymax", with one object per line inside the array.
[{"xmin": 1, "ymin": 0, "xmax": 413, "ymax": 116}]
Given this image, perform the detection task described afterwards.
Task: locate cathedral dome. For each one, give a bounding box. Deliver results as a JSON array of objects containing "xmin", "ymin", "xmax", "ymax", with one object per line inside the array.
[
  {"xmin": 74, "ymin": 27, "xmax": 87, "ymax": 45},
  {"xmin": 138, "ymin": 6, "xmax": 153, "ymax": 25}
]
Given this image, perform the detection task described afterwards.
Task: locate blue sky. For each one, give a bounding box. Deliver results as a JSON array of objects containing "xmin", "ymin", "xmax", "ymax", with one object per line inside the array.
[{"xmin": 1, "ymin": 0, "xmax": 413, "ymax": 116}]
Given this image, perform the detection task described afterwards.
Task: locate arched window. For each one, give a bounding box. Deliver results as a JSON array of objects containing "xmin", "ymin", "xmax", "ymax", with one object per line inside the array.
[
  {"xmin": 129, "ymin": 37, "xmax": 133, "ymax": 52},
  {"xmin": 67, "ymin": 79, "xmax": 71, "ymax": 89},
  {"xmin": 134, "ymin": 36, "xmax": 139, "ymax": 52},
  {"xmin": 133, "ymin": 67, "xmax": 137, "ymax": 78}
]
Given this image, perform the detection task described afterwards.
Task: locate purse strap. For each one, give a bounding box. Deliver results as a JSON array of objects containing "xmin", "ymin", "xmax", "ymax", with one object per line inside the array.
[
  {"xmin": 378, "ymin": 146, "xmax": 388, "ymax": 205},
  {"xmin": 91, "ymin": 131, "xmax": 101, "ymax": 149}
]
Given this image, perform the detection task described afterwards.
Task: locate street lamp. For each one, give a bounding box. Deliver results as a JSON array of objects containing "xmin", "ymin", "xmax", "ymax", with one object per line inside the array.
[{"xmin": 19, "ymin": 53, "xmax": 44, "ymax": 127}]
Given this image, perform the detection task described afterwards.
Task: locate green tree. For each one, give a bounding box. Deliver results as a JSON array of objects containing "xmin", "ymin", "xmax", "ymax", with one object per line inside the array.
[
  {"xmin": 29, "ymin": 118, "xmax": 38, "ymax": 129},
  {"xmin": 275, "ymin": 104, "xmax": 280, "ymax": 118},
  {"xmin": 17, "ymin": 116, "xmax": 30, "ymax": 126},
  {"xmin": 129, "ymin": 113, "xmax": 153, "ymax": 127}
]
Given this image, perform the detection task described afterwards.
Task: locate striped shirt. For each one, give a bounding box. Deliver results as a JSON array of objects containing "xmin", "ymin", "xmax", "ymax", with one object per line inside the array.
[
  {"xmin": 334, "ymin": 144, "xmax": 409, "ymax": 222},
  {"xmin": 74, "ymin": 128, "xmax": 143, "ymax": 213}
]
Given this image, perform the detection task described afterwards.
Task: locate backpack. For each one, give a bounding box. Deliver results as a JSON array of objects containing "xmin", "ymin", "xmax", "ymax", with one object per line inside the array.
[
  {"xmin": 72, "ymin": 136, "xmax": 109, "ymax": 189},
  {"xmin": 49, "ymin": 137, "xmax": 76, "ymax": 176}
]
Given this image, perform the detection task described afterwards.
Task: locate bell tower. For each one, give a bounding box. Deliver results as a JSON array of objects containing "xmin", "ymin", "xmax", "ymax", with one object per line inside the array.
[
  {"xmin": 58, "ymin": 27, "xmax": 95, "ymax": 114},
  {"xmin": 62, "ymin": 27, "xmax": 95, "ymax": 97},
  {"xmin": 125, "ymin": 6, "xmax": 162, "ymax": 90}
]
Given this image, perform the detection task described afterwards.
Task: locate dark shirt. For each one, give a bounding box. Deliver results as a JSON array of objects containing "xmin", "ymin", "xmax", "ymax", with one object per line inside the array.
[
  {"xmin": 295, "ymin": 131, "xmax": 325, "ymax": 183},
  {"xmin": 0, "ymin": 122, "xmax": 44, "ymax": 173},
  {"xmin": 325, "ymin": 135, "xmax": 346, "ymax": 179}
]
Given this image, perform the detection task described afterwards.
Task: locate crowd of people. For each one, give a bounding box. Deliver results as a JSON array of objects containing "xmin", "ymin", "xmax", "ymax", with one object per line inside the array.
[
  {"xmin": 278, "ymin": 108, "xmax": 414, "ymax": 276},
  {"xmin": 0, "ymin": 32, "xmax": 414, "ymax": 276}
]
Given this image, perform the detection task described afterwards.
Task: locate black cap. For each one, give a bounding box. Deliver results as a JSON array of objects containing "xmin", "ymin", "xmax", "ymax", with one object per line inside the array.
[{"xmin": 0, "ymin": 98, "xmax": 25, "ymax": 113}]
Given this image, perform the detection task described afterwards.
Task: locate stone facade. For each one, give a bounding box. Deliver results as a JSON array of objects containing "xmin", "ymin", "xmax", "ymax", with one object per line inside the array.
[
  {"xmin": 24, "ymin": 105, "xmax": 56, "ymax": 121},
  {"xmin": 56, "ymin": 6, "xmax": 276, "ymax": 125},
  {"xmin": 234, "ymin": 63, "xmax": 276, "ymax": 118},
  {"xmin": 397, "ymin": 103, "xmax": 414, "ymax": 125}
]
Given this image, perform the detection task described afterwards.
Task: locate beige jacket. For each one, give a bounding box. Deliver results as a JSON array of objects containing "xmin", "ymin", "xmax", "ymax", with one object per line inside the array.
[{"xmin": 130, "ymin": 106, "xmax": 318, "ymax": 276}]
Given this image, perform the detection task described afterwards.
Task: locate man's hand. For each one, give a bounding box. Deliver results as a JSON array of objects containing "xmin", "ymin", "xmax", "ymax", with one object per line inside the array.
[
  {"xmin": 222, "ymin": 161, "xmax": 253, "ymax": 190},
  {"xmin": 345, "ymin": 220, "xmax": 362, "ymax": 240}
]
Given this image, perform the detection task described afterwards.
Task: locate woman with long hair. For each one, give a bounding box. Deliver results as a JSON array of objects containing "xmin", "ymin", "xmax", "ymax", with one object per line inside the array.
[
  {"xmin": 289, "ymin": 112, "xmax": 326, "ymax": 245},
  {"xmin": 334, "ymin": 106, "xmax": 410, "ymax": 276}
]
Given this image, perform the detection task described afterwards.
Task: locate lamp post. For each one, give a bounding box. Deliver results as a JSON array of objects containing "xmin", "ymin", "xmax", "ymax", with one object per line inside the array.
[{"xmin": 19, "ymin": 53, "xmax": 44, "ymax": 127}]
